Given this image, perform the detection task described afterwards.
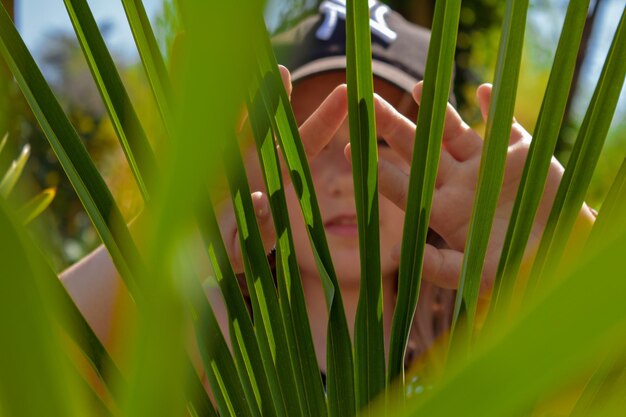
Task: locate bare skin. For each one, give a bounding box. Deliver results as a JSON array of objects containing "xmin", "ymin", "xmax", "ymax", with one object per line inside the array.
[{"xmin": 61, "ymin": 66, "xmax": 595, "ymax": 370}]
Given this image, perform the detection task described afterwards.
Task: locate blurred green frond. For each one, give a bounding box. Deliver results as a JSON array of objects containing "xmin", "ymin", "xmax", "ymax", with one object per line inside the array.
[
  {"xmin": 18, "ymin": 187, "xmax": 56, "ymax": 224},
  {"xmin": 0, "ymin": 143, "xmax": 30, "ymax": 198}
]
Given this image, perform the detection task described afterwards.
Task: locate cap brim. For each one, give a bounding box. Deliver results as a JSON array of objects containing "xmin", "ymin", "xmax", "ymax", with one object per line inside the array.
[{"xmin": 290, "ymin": 56, "xmax": 421, "ymax": 94}]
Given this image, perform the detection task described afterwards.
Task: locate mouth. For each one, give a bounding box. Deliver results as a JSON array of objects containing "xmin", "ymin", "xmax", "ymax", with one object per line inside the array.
[{"xmin": 324, "ymin": 214, "xmax": 358, "ymax": 237}]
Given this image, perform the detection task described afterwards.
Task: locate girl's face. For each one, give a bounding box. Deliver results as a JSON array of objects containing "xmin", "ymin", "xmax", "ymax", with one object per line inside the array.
[{"xmin": 286, "ymin": 71, "xmax": 417, "ymax": 287}]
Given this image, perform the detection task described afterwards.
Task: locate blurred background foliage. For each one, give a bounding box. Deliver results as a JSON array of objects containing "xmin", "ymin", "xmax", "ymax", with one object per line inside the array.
[{"xmin": 1, "ymin": 0, "xmax": 624, "ymax": 270}]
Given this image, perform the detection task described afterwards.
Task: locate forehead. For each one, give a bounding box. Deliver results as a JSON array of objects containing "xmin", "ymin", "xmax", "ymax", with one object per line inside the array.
[{"xmin": 290, "ymin": 71, "xmax": 418, "ymax": 124}]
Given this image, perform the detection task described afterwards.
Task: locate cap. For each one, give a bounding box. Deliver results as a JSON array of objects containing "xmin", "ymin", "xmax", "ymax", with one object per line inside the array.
[{"xmin": 272, "ymin": 0, "xmax": 450, "ymax": 100}]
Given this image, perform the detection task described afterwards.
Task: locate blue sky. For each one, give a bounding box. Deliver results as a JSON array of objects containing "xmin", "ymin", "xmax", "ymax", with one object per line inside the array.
[{"xmin": 16, "ymin": 0, "xmax": 163, "ymax": 61}]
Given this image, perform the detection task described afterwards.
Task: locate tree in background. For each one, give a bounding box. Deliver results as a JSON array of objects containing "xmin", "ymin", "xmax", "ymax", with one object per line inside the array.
[{"xmin": 8, "ymin": 26, "xmax": 148, "ymax": 269}]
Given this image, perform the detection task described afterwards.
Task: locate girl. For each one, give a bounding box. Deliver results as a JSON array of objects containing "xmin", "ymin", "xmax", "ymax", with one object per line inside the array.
[{"xmin": 61, "ymin": 1, "xmax": 596, "ymax": 378}]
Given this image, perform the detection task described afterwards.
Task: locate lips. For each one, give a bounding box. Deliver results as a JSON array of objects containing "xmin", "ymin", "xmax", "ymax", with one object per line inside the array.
[{"xmin": 324, "ymin": 214, "xmax": 359, "ymax": 237}]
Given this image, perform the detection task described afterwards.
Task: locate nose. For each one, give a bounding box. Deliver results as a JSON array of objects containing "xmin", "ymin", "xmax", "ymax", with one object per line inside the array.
[
  {"xmin": 327, "ymin": 164, "xmax": 353, "ymax": 197},
  {"xmin": 322, "ymin": 140, "xmax": 354, "ymax": 197}
]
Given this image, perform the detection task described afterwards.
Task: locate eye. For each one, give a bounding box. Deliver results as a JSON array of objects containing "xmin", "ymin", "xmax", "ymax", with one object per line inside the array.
[{"xmin": 377, "ymin": 137, "xmax": 389, "ymax": 148}]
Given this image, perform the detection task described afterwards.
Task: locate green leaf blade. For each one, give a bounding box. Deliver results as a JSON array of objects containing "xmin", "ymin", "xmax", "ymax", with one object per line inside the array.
[
  {"xmin": 451, "ymin": 0, "xmax": 530, "ymax": 338},
  {"xmin": 248, "ymin": 69, "xmax": 327, "ymax": 417},
  {"xmin": 489, "ymin": 0, "xmax": 591, "ymax": 317},
  {"xmin": 0, "ymin": 3, "xmax": 143, "ymax": 295},
  {"xmin": 0, "ymin": 200, "xmax": 88, "ymax": 417},
  {"xmin": 254, "ymin": 16, "xmax": 356, "ymax": 417},
  {"xmin": 402, "ymin": 226, "xmax": 626, "ymax": 417},
  {"xmin": 199, "ymin": 198, "xmax": 288, "ymax": 417},
  {"xmin": 63, "ymin": 0, "xmax": 158, "ymax": 201},
  {"xmin": 586, "ymin": 156, "xmax": 626, "ymax": 249},
  {"xmin": 527, "ymin": 7, "xmax": 626, "ymax": 295},
  {"xmin": 388, "ymin": 0, "xmax": 462, "ymax": 385},
  {"xmin": 222, "ymin": 134, "xmax": 306, "ymax": 417},
  {"xmin": 121, "ymin": 0, "xmax": 174, "ymax": 135},
  {"xmin": 345, "ymin": 0, "xmax": 385, "ymax": 409},
  {"xmin": 0, "ymin": 143, "xmax": 30, "ymax": 197}
]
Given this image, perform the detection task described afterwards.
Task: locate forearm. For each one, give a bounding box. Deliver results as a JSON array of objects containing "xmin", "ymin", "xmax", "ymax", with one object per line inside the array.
[{"xmin": 60, "ymin": 244, "xmax": 123, "ymax": 345}]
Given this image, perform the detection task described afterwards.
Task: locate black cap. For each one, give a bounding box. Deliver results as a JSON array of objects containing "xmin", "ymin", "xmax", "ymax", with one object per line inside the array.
[{"xmin": 272, "ymin": 0, "xmax": 434, "ymax": 95}]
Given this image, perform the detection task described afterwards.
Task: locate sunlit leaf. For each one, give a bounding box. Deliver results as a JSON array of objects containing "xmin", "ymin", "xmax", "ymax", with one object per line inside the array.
[
  {"xmin": 451, "ymin": 0, "xmax": 530, "ymax": 341},
  {"xmin": 489, "ymin": 0, "xmax": 591, "ymax": 319},
  {"xmin": 253, "ymin": 13, "xmax": 355, "ymax": 417},
  {"xmin": 63, "ymin": 0, "xmax": 157, "ymax": 200},
  {"xmin": 18, "ymin": 187, "xmax": 55, "ymax": 224},
  {"xmin": 527, "ymin": 7, "xmax": 626, "ymax": 295},
  {"xmin": 345, "ymin": 0, "xmax": 385, "ymax": 408},
  {"xmin": 0, "ymin": 143, "xmax": 30, "ymax": 198},
  {"xmin": 389, "ymin": 0, "xmax": 462, "ymax": 386}
]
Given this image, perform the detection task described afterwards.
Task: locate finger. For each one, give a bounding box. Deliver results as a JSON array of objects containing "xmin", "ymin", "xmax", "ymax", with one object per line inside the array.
[
  {"xmin": 278, "ymin": 65, "xmax": 293, "ymax": 98},
  {"xmin": 241, "ymin": 66, "xmax": 291, "ymax": 136},
  {"xmin": 372, "ymin": 94, "xmax": 456, "ymax": 185},
  {"xmin": 391, "ymin": 242, "xmax": 463, "ymax": 290},
  {"xmin": 251, "ymin": 191, "xmax": 276, "ymax": 254},
  {"xmin": 345, "ymin": 145, "xmax": 409, "ymax": 210},
  {"xmin": 412, "ymin": 82, "xmax": 482, "ymax": 161},
  {"xmin": 373, "ymin": 93, "xmax": 416, "ymax": 165},
  {"xmin": 363, "ymin": 151, "xmax": 456, "ymax": 239},
  {"xmin": 229, "ymin": 192, "xmax": 276, "ymax": 274},
  {"xmin": 375, "ymin": 154, "xmax": 410, "ymax": 210},
  {"xmin": 421, "ymin": 244, "xmax": 463, "ymax": 289},
  {"xmin": 476, "ymin": 83, "xmax": 529, "ymax": 145},
  {"xmin": 298, "ymin": 84, "xmax": 349, "ymax": 157}
]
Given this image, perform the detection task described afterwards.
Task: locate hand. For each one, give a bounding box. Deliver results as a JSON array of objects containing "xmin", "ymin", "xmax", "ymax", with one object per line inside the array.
[
  {"xmin": 348, "ymin": 81, "xmax": 586, "ymax": 296},
  {"xmin": 218, "ymin": 66, "xmax": 350, "ymax": 273}
]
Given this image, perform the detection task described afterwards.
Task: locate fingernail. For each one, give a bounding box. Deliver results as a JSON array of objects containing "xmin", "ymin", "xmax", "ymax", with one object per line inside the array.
[
  {"xmin": 344, "ymin": 144, "xmax": 352, "ymax": 160},
  {"xmin": 252, "ymin": 192, "xmax": 269, "ymax": 220}
]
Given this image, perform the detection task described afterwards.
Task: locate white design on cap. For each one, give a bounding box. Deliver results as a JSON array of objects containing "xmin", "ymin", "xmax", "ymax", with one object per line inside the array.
[{"xmin": 316, "ymin": 0, "xmax": 397, "ymax": 43}]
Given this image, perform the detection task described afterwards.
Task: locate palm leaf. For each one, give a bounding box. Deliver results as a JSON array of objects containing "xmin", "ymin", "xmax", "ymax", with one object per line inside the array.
[
  {"xmin": 253, "ymin": 14, "xmax": 356, "ymax": 417},
  {"xmin": 120, "ymin": 0, "xmax": 257, "ymax": 415},
  {"xmin": 198, "ymin": 199, "xmax": 288, "ymax": 417},
  {"xmin": 527, "ymin": 7, "xmax": 626, "ymax": 295},
  {"xmin": 0, "ymin": 3, "xmax": 144, "ymax": 294},
  {"xmin": 0, "ymin": 143, "xmax": 30, "ymax": 197},
  {"xmin": 568, "ymin": 353, "xmax": 622, "ymax": 417},
  {"xmin": 186, "ymin": 279, "xmax": 257, "ymax": 417},
  {"xmin": 18, "ymin": 187, "xmax": 56, "ymax": 224},
  {"xmin": 63, "ymin": 0, "xmax": 157, "ymax": 200},
  {"xmin": 388, "ymin": 0, "xmax": 462, "ymax": 385},
  {"xmin": 221, "ymin": 133, "xmax": 305, "ymax": 416},
  {"xmin": 489, "ymin": 0, "xmax": 591, "ymax": 318},
  {"xmin": 586, "ymin": 156, "xmax": 626, "ymax": 252},
  {"xmin": 0, "ymin": 200, "xmax": 87, "ymax": 417},
  {"xmin": 451, "ymin": 0, "xmax": 530, "ymax": 340},
  {"xmin": 120, "ymin": 0, "xmax": 173, "ymax": 135},
  {"xmin": 345, "ymin": 0, "xmax": 385, "ymax": 408},
  {"xmin": 0, "ymin": 132, "xmax": 7, "ymax": 155},
  {"xmin": 248, "ymin": 70, "xmax": 327, "ymax": 416},
  {"xmin": 401, "ymin": 225, "xmax": 626, "ymax": 417}
]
